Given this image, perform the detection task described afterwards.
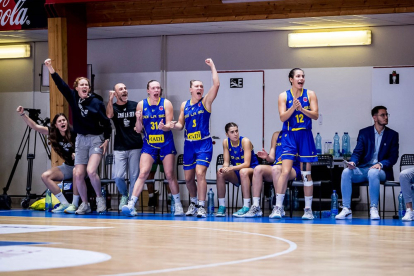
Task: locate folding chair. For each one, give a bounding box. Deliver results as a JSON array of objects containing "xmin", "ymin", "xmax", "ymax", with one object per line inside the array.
[{"xmin": 381, "ymin": 154, "xmax": 414, "ymax": 218}]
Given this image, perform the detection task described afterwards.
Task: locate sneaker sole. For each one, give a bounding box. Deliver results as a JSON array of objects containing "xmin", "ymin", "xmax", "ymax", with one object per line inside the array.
[
  {"xmin": 269, "ymin": 215, "xmax": 282, "ymax": 219},
  {"xmin": 335, "ymin": 215, "xmax": 352, "ymax": 220},
  {"xmin": 302, "ymin": 216, "xmax": 314, "ymax": 220},
  {"xmin": 197, "ymin": 215, "xmax": 207, "ymax": 218},
  {"xmin": 215, "ymin": 213, "xmax": 226, "ymax": 217},
  {"xmin": 232, "ymin": 214, "xmax": 247, "ymax": 217},
  {"xmin": 64, "ymin": 210, "xmax": 76, "ymax": 214},
  {"xmin": 244, "ymin": 212, "xmax": 263, "ymax": 218},
  {"xmin": 174, "ymin": 212, "xmax": 184, "ymax": 216},
  {"xmin": 122, "ymin": 206, "xmax": 136, "ymax": 217}
]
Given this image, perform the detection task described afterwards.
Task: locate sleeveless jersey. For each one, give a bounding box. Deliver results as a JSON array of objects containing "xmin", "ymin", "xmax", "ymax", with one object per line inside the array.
[
  {"xmin": 228, "ymin": 136, "xmax": 259, "ymax": 168},
  {"xmin": 274, "ymin": 132, "xmax": 284, "ymax": 165},
  {"xmin": 282, "ymin": 88, "xmax": 312, "ymax": 131},
  {"xmin": 142, "ymin": 97, "xmax": 173, "ymax": 148},
  {"xmin": 184, "ymin": 98, "xmax": 210, "ymax": 140}
]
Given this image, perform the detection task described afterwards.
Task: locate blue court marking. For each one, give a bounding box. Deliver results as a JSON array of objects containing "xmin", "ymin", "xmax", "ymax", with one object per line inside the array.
[
  {"xmin": 1, "ymin": 209, "xmax": 413, "ymax": 227},
  {"xmin": 0, "ymin": 241, "xmax": 49, "ymax": 246}
]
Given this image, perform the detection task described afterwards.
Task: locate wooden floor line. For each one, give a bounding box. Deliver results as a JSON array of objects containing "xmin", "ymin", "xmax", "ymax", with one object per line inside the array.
[{"xmin": 104, "ymin": 224, "xmax": 297, "ymax": 276}]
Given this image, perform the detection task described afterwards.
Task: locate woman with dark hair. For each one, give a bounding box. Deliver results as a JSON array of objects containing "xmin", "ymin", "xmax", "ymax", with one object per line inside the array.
[
  {"xmin": 277, "ymin": 68, "xmax": 319, "ymax": 220},
  {"xmin": 44, "ymin": 58, "xmax": 112, "ymax": 215},
  {"xmin": 215, "ymin": 122, "xmax": 259, "ymax": 217},
  {"xmin": 16, "ymin": 107, "xmax": 79, "ymax": 213}
]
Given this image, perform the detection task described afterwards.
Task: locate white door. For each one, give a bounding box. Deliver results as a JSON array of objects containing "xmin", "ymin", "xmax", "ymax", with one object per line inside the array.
[{"xmin": 208, "ymin": 71, "xmax": 264, "ymax": 179}]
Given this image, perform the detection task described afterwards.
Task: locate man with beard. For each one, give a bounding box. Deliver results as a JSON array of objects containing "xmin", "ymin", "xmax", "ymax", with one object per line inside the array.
[
  {"xmin": 336, "ymin": 106, "xmax": 399, "ymax": 220},
  {"xmin": 107, "ymin": 83, "xmax": 143, "ymax": 210}
]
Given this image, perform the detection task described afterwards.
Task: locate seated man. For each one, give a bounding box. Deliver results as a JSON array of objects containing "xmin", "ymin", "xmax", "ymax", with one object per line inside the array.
[
  {"xmin": 336, "ymin": 106, "xmax": 399, "ymax": 220},
  {"xmin": 400, "ymin": 167, "xmax": 414, "ymax": 221}
]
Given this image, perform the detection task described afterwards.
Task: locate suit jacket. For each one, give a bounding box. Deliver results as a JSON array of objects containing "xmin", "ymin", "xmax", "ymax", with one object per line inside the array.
[{"xmin": 350, "ymin": 125, "xmax": 399, "ymax": 180}]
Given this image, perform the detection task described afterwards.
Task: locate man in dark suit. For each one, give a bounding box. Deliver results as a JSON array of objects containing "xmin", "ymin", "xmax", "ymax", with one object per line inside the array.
[{"xmin": 336, "ymin": 106, "xmax": 399, "ymax": 220}]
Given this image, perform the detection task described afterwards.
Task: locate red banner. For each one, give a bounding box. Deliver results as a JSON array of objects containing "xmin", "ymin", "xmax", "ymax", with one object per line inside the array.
[{"xmin": 0, "ymin": 0, "xmax": 47, "ymax": 31}]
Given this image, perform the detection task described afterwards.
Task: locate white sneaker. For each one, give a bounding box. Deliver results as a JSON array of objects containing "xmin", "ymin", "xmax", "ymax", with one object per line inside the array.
[
  {"xmin": 302, "ymin": 208, "xmax": 314, "ymax": 220},
  {"xmin": 370, "ymin": 206, "xmax": 380, "ymax": 220},
  {"xmin": 185, "ymin": 203, "xmax": 198, "ymax": 216},
  {"xmin": 402, "ymin": 208, "xmax": 414, "ymax": 221},
  {"xmin": 64, "ymin": 204, "xmax": 77, "ymax": 214},
  {"xmin": 174, "ymin": 203, "xmax": 184, "ymax": 216},
  {"xmin": 335, "ymin": 207, "xmax": 352, "ymax": 219},
  {"xmin": 269, "ymin": 206, "xmax": 283, "ymax": 219},
  {"xmin": 52, "ymin": 203, "xmax": 70, "ymax": 213},
  {"xmin": 75, "ymin": 202, "xmax": 91, "ymax": 215},
  {"xmin": 122, "ymin": 200, "xmax": 137, "ymax": 217},
  {"xmin": 244, "ymin": 205, "xmax": 263, "ymax": 218},
  {"xmin": 196, "ymin": 206, "xmax": 207, "ymax": 218},
  {"xmin": 96, "ymin": 196, "xmax": 107, "ymax": 214}
]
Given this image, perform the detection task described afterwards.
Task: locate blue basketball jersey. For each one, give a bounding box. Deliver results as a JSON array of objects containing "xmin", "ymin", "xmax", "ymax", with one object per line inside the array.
[
  {"xmin": 142, "ymin": 97, "xmax": 174, "ymax": 148},
  {"xmin": 282, "ymin": 88, "xmax": 312, "ymax": 131},
  {"xmin": 228, "ymin": 136, "xmax": 259, "ymax": 168},
  {"xmin": 184, "ymin": 99, "xmax": 210, "ymax": 140},
  {"xmin": 274, "ymin": 132, "xmax": 284, "ymax": 165}
]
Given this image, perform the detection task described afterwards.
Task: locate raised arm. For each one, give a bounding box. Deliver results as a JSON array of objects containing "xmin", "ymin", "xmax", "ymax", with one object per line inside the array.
[
  {"xmin": 135, "ymin": 101, "xmax": 144, "ymax": 133},
  {"xmin": 278, "ymin": 92, "xmax": 295, "ymax": 122},
  {"xmin": 16, "ymin": 106, "xmax": 48, "ymax": 135},
  {"xmin": 106, "ymin": 90, "xmax": 116, "ymax": 119},
  {"xmin": 300, "ymin": 90, "xmax": 319, "ymax": 120},
  {"xmin": 44, "ymin": 59, "xmax": 73, "ymax": 102},
  {"xmin": 202, "ymin": 58, "xmax": 220, "ymax": 111}
]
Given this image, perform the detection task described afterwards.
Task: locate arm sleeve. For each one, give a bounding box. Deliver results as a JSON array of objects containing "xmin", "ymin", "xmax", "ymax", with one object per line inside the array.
[{"xmin": 51, "ymin": 72, "xmax": 74, "ymax": 103}]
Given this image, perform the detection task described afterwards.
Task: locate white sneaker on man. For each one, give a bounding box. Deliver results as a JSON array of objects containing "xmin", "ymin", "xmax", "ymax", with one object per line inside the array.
[
  {"xmin": 335, "ymin": 207, "xmax": 352, "ymax": 219},
  {"xmin": 75, "ymin": 202, "xmax": 91, "ymax": 215},
  {"xmin": 370, "ymin": 206, "xmax": 380, "ymax": 220},
  {"xmin": 402, "ymin": 208, "xmax": 414, "ymax": 221}
]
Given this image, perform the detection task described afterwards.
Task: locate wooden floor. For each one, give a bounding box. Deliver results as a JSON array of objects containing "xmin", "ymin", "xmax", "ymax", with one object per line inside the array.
[{"xmin": 1, "ymin": 211, "xmax": 414, "ymax": 275}]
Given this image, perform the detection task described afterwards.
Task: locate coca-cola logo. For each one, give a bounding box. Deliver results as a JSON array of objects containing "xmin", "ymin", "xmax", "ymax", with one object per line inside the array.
[{"xmin": 0, "ymin": 0, "xmax": 29, "ymax": 29}]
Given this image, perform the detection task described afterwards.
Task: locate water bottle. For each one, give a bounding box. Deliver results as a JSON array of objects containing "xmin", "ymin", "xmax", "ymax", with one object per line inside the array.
[
  {"xmin": 293, "ymin": 187, "xmax": 299, "ymax": 210},
  {"xmin": 45, "ymin": 189, "xmax": 52, "ymax": 212},
  {"xmin": 398, "ymin": 191, "xmax": 406, "ymax": 220},
  {"xmin": 333, "ymin": 132, "xmax": 340, "ymax": 158},
  {"xmin": 331, "ymin": 190, "xmax": 339, "ymax": 217},
  {"xmin": 315, "ymin": 133, "xmax": 322, "ymax": 154},
  {"xmin": 207, "ymin": 188, "xmax": 215, "ymax": 216},
  {"xmin": 284, "ymin": 188, "xmax": 291, "ymax": 211},
  {"xmin": 170, "ymin": 195, "xmax": 175, "ymax": 215},
  {"xmin": 342, "ymin": 132, "xmax": 350, "ymax": 158}
]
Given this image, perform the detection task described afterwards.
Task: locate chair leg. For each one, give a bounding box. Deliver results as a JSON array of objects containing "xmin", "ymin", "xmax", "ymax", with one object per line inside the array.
[
  {"xmin": 290, "ymin": 188, "xmax": 293, "ymax": 218},
  {"xmin": 382, "ymin": 185, "xmax": 386, "ymax": 219},
  {"xmin": 392, "ymin": 186, "xmax": 397, "ymax": 217},
  {"xmin": 366, "ymin": 186, "xmax": 370, "ymax": 218},
  {"xmin": 319, "ymin": 185, "xmax": 322, "ymax": 219},
  {"xmin": 227, "ymin": 182, "xmax": 230, "ymax": 211}
]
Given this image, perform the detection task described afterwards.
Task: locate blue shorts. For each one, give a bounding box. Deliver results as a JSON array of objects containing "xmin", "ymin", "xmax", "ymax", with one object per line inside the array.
[
  {"xmin": 183, "ymin": 138, "xmax": 213, "ymax": 170},
  {"xmin": 141, "ymin": 141, "xmax": 176, "ymax": 162},
  {"xmin": 274, "ymin": 163, "xmax": 302, "ymax": 181},
  {"xmin": 281, "ymin": 130, "xmax": 318, "ymax": 163}
]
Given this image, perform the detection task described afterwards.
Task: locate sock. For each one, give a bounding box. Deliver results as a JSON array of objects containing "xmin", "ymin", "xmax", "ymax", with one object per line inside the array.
[
  {"xmin": 276, "ymin": 193, "xmax": 285, "ymax": 208},
  {"xmin": 173, "ymin": 193, "xmax": 181, "ymax": 204},
  {"xmin": 243, "ymin": 198, "xmax": 251, "ymax": 208},
  {"xmin": 72, "ymin": 195, "xmax": 80, "ymax": 207},
  {"xmin": 131, "ymin": 196, "xmax": 138, "ymax": 205},
  {"xmin": 190, "ymin": 197, "xmax": 197, "ymax": 204},
  {"xmin": 218, "ymin": 198, "xmax": 225, "ymax": 207},
  {"xmin": 305, "ymin": 196, "xmax": 313, "ymax": 209},
  {"xmin": 148, "ymin": 193, "xmax": 154, "ymax": 198},
  {"xmin": 198, "ymin": 200, "xmax": 205, "ymax": 207},
  {"xmin": 55, "ymin": 192, "xmax": 69, "ymax": 205},
  {"xmin": 252, "ymin": 197, "xmax": 260, "ymax": 207}
]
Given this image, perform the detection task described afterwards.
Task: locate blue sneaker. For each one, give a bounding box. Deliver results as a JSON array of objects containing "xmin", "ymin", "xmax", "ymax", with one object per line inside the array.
[
  {"xmin": 233, "ymin": 206, "xmax": 250, "ymax": 217},
  {"xmin": 216, "ymin": 206, "xmax": 226, "ymax": 217}
]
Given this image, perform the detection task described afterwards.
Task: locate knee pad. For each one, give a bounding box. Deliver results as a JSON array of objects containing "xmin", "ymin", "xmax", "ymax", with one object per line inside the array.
[{"xmin": 301, "ymin": 171, "xmax": 313, "ymax": 186}]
